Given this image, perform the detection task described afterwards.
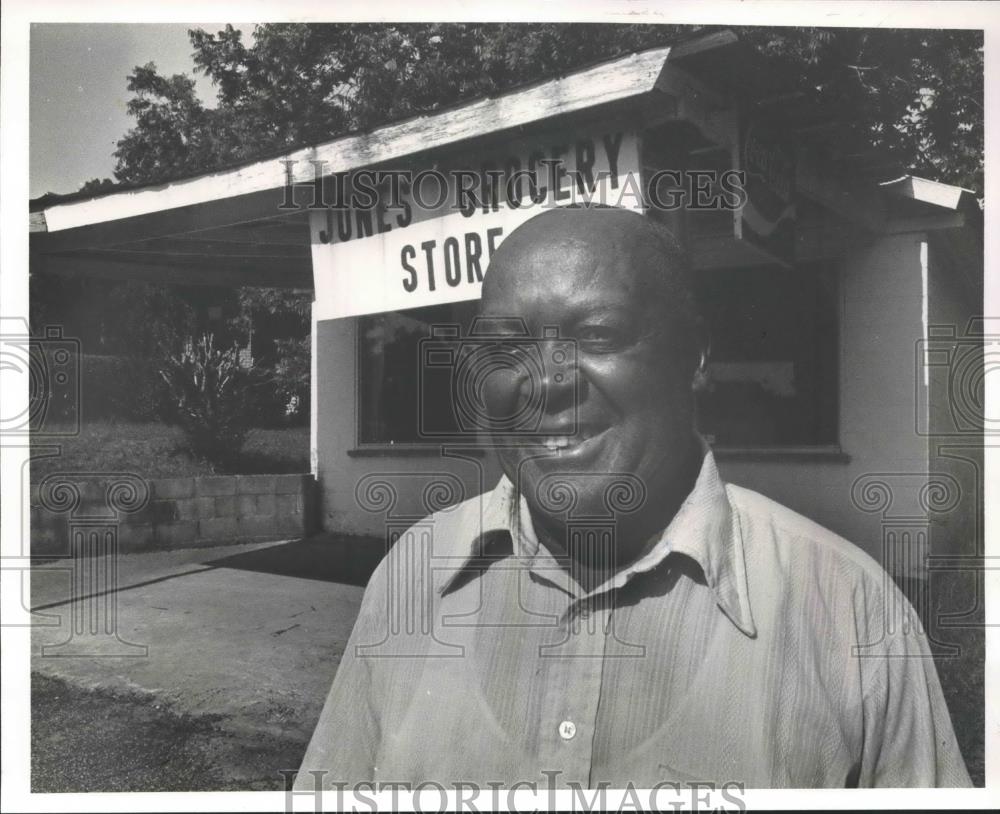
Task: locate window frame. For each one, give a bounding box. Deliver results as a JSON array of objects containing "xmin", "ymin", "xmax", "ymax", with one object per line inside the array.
[
  {"xmin": 352, "ymin": 301, "xmax": 486, "ymax": 455},
  {"xmin": 694, "ymin": 258, "xmax": 843, "ymax": 456},
  {"xmin": 352, "ymin": 261, "xmax": 845, "ymax": 459}
]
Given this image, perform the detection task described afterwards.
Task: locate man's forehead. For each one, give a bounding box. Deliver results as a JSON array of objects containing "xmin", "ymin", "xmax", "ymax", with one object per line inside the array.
[
  {"xmin": 483, "ymin": 249, "xmax": 643, "ymax": 322},
  {"xmin": 485, "ymin": 210, "xmax": 656, "ymax": 293}
]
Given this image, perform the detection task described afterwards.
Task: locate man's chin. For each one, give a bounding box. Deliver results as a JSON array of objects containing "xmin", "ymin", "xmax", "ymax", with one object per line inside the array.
[{"xmin": 513, "ymin": 466, "xmax": 647, "ymax": 521}]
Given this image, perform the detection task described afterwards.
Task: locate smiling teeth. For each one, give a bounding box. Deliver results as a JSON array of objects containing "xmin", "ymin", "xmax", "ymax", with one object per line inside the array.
[{"xmin": 541, "ymin": 431, "xmax": 596, "ymax": 451}]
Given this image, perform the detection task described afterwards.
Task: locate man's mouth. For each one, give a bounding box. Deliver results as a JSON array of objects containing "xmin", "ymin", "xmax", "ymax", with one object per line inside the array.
[{"xmin": 535, "ymin": 425, "xmax": 609, "ymax": 457}]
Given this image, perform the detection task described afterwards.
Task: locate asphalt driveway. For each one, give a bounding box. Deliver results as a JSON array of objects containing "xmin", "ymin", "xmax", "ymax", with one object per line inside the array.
[{"xmin": 30, "ymin": 535, "xmax": 377, "ymax": 792}]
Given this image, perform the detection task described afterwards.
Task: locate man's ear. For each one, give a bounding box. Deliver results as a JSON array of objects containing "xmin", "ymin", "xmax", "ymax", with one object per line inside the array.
[{"xmin": 690, "ymin": 320, "xmax": 711, "ymax": 393}]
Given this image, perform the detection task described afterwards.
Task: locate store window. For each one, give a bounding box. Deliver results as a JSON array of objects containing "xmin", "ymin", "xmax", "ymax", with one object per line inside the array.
[
  {"xmin": 357, "ymin": 301, "xmax": 479, "ymax": 446},
  {"xmin": 357, "ymin": 263, "xmax": 839, "ymax": 449},
  {"xmin": 694, "ymin": 262, "xmax": 839, "ymax": 448}
]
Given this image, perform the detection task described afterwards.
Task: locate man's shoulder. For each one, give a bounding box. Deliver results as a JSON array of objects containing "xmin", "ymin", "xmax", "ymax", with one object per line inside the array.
[
  {"xmin": 366, "ymin": 489, "xmax": 496, "ymax": 584},
  {"xmin": 724, "ymin": 483, "xmax": 888, "ymax": 589}
]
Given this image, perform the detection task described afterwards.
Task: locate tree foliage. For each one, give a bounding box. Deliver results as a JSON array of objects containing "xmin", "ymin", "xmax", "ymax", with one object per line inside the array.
[
  {"xmin": 736, "ymin": 27, "xmax": 983, "ymax": 193},
  {"xmin": 29, "ymin": 275, "xmax": 197, "ymax": 359},
  {"xmin": 106, "ymin": 23, "xmax": 982, "ymax": 194}
]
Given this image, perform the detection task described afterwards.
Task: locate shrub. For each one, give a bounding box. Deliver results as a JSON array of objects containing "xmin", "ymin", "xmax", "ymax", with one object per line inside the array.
[{"xmin": 157, "ymin": 334, "xmax": 265, "ymax": 466}]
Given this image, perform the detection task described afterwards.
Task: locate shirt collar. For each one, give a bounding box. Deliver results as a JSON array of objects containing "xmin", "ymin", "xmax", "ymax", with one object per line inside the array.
[
  {"xmin": 663, "ymin": 445, "xmax": 757, "ymax": 638},
  {"xmin": 437, "ymin": 443, "xmax": 756, "ymax": 639}
]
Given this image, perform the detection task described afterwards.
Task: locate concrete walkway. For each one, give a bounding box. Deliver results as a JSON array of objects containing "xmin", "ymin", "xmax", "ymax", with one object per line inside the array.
[{"xmin": 30, "ymin": 536, "xmax": 375, "ymax": 788}]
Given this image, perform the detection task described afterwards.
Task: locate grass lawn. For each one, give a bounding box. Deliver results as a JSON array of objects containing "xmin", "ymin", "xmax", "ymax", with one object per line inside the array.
[
  {"xmin": 31, "ymin": 421, "xmax": 309, "ymax": 482},
  {"xmin": 927, "ymin": 570, "xmax": 986, "ymax": 785}
]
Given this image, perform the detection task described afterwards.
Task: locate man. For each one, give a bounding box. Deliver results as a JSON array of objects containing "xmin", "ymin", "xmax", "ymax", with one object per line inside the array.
[{"xmin": 297, "ymin": 206, "xmax": 971, "ymax": 789}]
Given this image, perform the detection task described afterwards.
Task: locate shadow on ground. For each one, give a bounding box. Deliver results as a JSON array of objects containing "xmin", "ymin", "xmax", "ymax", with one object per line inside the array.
[{"xmin": 205, "ymin": 533, "xmax": 385, "ymax": 587}]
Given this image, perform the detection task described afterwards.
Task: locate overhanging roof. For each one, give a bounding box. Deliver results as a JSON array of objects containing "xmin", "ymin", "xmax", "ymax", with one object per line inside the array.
[
  {"xmin": 880, "ymin": 175, "xmax": 981, "ymax": 216},
  {"xmin": 878, "ymin": 176, "xmax": 984, "ymax": 298},
  {"xmin": 30, "ymin": 34, "xmax": 724, "ymax": 289},
  {"xmin": 28, "ymin": 30, "xmax": 981, "ymax": 290}
]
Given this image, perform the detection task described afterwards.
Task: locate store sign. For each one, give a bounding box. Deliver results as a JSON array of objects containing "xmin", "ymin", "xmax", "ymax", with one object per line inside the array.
[
  {"xmin": 736, "ymin": 120, "xmax": 796, "ymax": 265},
  {"xmin": 310, "ymin": 129, "xmax": 641, "ymax": 320}
]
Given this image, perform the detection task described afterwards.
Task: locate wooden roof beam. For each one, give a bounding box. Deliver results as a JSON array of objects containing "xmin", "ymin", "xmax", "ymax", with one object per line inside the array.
[{"xmin": 31, "ymin": 253, "xmax": 313, "ymax": 289}]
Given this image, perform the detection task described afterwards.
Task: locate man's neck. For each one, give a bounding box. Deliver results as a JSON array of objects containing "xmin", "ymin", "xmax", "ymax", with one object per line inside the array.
[{"xmin": 530, "ymin": 434, "xmax": 705, "ymax": 583}]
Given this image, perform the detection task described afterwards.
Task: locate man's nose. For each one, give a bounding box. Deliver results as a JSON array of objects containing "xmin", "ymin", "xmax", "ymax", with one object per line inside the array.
[{"xmin": 537, "ymin": 340, "xmax": 579, "ymax": 413}]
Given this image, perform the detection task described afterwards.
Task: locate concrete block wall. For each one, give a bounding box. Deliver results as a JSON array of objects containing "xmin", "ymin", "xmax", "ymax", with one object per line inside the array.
[{"xmin": 30, "ymin": 473, "xmax": 316, "ymax": 556}]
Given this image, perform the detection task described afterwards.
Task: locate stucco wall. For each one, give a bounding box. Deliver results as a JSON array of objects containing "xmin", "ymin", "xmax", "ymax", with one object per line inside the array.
[
  {"xmin": 718, "ymin": 232, "xmax": 932, "ymax": 566},
  {"xmin": 923, "ymin": 240, "xmax": 982, "ymax": 561}
]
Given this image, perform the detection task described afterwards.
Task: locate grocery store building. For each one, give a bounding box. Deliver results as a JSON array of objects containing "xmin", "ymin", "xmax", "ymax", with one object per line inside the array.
[{"xmin": 29, "ymin": 30, "xmax": 984, "ymax": 579}]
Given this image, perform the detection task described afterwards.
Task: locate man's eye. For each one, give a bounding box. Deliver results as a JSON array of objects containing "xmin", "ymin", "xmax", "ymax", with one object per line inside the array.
[{"xmin": 576, "ymin": 326, "xmax": 628, "ymax": 350}]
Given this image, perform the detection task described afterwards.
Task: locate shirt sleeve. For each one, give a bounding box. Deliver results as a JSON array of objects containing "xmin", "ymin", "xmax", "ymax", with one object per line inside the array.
[
  {"xmin": 294, "ymin": 562, "xmax": 389, "ymax": 791},
  {"xmin": 856, "ymin": 578, "xmax": 973, "ymax": 787}
]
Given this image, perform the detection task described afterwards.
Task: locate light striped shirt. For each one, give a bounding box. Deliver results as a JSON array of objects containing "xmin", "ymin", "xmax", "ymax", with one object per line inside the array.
[{"xmin": 297, "ymin": 449, "xmax": 971, "ymax": 788}]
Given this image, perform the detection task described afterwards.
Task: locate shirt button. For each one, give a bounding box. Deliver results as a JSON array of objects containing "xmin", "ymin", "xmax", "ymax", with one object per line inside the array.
[
  {"xmin": 558, "ymin": 720, "xmax": 577, "ymax": 740},
  {"xmin": 578, "ymin": 605, "xmax": 592, "ymax": 619}
]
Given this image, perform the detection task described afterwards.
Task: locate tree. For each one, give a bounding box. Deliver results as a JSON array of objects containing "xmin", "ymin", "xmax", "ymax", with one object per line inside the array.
[
  {"xmin": 79, "ymin": 177, "xmax": 117, "ymax": 195},
  {"xmin": 734, "ymin": 27, "xmax": 983, "ymax": 194},
  {"xmin": 112, "ymin": 64, "xmax": 217, "ymax": 186},
  {"xmin": 231, "ymin": 287, "xmax": 311, "ymax": 422},
  {"xmin": 104, "ymin": 24, "xmax": 982, "ymax": 194}
]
